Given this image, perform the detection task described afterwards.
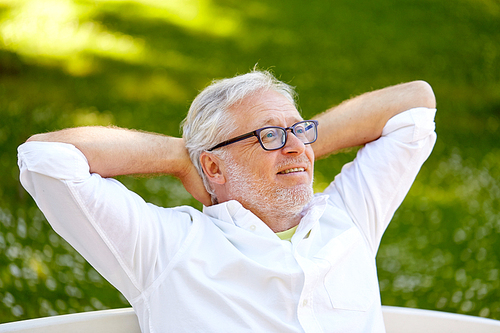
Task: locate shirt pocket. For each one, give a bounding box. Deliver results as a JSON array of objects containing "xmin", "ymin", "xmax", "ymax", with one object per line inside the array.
[{"xmin": 315, "ymin": 227, "xmax": 379, "ymax": 312}]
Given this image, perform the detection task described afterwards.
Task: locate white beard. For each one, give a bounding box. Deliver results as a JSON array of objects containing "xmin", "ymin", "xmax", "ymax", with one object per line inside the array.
[{"xmin": 223, "ymin": 155, "xmax": 314, "ymax": 219}]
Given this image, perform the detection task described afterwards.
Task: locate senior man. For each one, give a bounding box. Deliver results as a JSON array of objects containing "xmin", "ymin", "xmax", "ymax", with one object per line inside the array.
[{"xmin": 18, "ymin": 70, "xmax": 436, "ymax": 332}]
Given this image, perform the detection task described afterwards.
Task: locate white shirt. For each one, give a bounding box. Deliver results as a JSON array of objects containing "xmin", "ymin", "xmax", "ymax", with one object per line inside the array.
[{"xmin": 18, "ymin": 107, "xmax": 436, "ymax": 333}]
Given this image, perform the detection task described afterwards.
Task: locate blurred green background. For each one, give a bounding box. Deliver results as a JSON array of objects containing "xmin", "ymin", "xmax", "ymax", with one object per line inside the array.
[{"xmin": 1, "ymin": 0, "xmax": 499, "ymax": 324}]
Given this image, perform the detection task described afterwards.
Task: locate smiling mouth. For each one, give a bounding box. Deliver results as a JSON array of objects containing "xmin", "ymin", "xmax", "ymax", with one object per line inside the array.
[{"xmin": 278, "ymin": 167, "xmax": 305, "ymax": 174}]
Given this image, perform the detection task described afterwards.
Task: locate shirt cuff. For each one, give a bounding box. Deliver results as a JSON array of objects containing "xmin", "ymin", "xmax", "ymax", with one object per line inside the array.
[
  {"xmin": 18, "ymin": 141, "xmax": 91, "ymax": 181},
  {"xmin": 382, "ymin": 107, "xmax": 436, "ymax": 143}
]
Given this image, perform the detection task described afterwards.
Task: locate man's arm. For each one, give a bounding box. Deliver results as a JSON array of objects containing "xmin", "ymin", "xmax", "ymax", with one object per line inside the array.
[
  {"xmin": 312, "ymin": 80, "xmax": 436, "ymax": 158},
  {"xmin": 27, "ymin": 126, "xmax": 212, "ymax": 206}
]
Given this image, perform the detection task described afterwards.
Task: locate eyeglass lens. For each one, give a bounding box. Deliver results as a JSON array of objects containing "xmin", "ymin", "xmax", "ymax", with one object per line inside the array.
[{"xmin": 259, "ymin": 121, "xmax": 317, "ymax": 150}]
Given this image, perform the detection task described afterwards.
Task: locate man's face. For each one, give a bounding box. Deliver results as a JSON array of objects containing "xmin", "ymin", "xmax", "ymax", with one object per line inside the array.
[{"xmin": 219, "ymin": 90, "xmax": 315, "ymax": 217}]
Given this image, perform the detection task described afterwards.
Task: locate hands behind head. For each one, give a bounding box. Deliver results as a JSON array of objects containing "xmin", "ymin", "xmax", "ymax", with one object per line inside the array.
[{"xmin": 179, "ymin": 162, "xmax": 212, "ymax": 207}]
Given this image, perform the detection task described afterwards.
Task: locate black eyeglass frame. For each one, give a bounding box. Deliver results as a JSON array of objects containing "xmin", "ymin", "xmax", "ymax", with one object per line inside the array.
[{"xmin": 207, "ymin": 120, "xmax": 319, "ymax": 152}]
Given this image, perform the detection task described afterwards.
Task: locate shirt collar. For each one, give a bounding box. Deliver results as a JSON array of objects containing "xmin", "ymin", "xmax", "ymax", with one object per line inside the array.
[
  {"xmin": 294, "ymin": 194, "xmax": 329, "ymax": 237},
  {"xmin": 203, "ymin": 200, "xmax": 263, "ymax": 227},
  {"xmin": 204, "ymin": 200, "xmax": 277, "ymax": 238}
]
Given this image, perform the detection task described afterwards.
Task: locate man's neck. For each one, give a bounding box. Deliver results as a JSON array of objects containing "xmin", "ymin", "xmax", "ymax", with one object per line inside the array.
[{"xmin": 247, "ymin": 203, "xmax": 304, "ymax": 233}]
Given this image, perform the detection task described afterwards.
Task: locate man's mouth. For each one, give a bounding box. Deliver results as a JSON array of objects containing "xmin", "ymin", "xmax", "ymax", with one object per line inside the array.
[{"xmin": 278, "ymin": 167, "xmax": 305, "ymax": 174}]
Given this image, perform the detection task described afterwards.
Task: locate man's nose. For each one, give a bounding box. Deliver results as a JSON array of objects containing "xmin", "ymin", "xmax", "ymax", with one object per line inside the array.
[{"xmin": 281, "ymin": 130, "xmax": 306, "ymax": 154}]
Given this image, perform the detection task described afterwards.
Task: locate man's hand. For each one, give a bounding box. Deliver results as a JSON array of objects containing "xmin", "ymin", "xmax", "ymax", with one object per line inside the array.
[
  {"xmin": 178, "ymin": 160, "xmax": 212, "ymax": 207},
  {"xmin": 27, "ymin": 126, "xmax": 212, "ymax": 206}
]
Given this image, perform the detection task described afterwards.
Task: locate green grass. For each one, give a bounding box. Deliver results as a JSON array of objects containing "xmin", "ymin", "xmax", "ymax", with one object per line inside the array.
[{"xmin": 1, "ymin": 0, "xmax": 499, "ymax": 323}]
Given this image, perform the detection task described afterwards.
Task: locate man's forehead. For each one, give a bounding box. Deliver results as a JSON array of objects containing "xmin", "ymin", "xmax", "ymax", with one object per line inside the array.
[
  {"xmin": 230, "ymin": 90, "xmax": 302, "ymax": 126},
  {"xmin": 257, "ymin": 113, "xmax": 304, "ymax": 126}
]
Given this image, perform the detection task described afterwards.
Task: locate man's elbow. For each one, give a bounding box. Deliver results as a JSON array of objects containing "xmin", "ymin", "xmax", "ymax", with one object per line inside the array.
[
  {"xmin": 411, "ymin": 80, "xmax": 436, "ymax": 109},
  {"xmin": 26, "ymin": 134, "xmax": 44, "ymax": 142},
  {"xmin": 26, "ymin": 132, "xmax": 60, "ymax": 143}
]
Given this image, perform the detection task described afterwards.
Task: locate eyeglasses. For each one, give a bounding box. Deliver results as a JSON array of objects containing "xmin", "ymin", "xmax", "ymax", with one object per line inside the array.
[{"xmin": 208, "ymin": 120, "xmax": 319, "ymax": 151}]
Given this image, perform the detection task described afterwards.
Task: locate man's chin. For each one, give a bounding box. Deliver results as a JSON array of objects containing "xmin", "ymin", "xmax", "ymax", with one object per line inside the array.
[{"xmin": 274, "ymin": 184, "xmax": 313, "ymax": 213}]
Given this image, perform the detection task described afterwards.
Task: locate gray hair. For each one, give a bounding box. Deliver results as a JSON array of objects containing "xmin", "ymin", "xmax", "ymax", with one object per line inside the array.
[{"xmin": 181, "ymin": 69, "xmax": 297, "ymax": 203}]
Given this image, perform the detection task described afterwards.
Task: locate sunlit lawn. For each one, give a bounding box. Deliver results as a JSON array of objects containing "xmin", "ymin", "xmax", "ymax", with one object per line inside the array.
[{"xmin": 0, "ymin": 0, "xmax": 499, "ymax": 323}]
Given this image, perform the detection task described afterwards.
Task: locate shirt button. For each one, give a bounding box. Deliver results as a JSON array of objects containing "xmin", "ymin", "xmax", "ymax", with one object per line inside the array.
[
  {"xmin": 249, "ymin": 225, "xmax": 256, "ymax": 231},
  {"xmin": 302, "ymin": 299, "xmax": 308, "ymax": 307}
]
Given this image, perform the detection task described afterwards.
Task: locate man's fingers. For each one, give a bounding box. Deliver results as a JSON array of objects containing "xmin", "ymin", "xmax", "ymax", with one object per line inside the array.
[{"xmin": 181, "ymin": 166, "xmax": 212, "ymax": 207}]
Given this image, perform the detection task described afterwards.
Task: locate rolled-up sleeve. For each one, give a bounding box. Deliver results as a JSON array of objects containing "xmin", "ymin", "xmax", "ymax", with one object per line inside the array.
[
  {"xmin": 18, "ymin": 142, "xmax": 193, "ymax": 301},
  {"xmin": 324, "ymin": 107, "xmax": 437, "ymax": 254}
]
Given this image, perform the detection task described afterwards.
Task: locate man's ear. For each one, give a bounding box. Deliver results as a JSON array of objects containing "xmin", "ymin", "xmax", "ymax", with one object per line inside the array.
[{"xmin": 200, "ymin": 152, "xmax": 226, "ymax": 185}]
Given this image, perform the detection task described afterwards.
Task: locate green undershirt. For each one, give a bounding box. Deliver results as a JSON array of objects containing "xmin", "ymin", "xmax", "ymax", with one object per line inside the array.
[{"xmin": 275, "ymin": 225, "xmax": 298, "ymax": 242}]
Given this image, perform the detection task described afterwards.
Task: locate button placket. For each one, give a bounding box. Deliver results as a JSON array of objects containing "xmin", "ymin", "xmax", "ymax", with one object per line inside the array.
[{"xmin": 295, "ymin": 252, "xmax": 323, "ymax": 332}]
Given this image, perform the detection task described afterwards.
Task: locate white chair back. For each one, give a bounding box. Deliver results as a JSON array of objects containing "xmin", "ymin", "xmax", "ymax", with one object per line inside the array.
[{"xmin": 1, "ymin": 306, "xmax": 499, "ymax": 332}]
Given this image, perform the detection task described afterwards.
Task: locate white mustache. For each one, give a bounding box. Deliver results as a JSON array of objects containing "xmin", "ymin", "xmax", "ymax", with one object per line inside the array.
[{"xmin": 275, "ymin": 157, "xmax": 312, "ymax": 171}]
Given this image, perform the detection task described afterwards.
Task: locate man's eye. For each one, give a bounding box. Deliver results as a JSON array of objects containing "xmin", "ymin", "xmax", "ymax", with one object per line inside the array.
[
  {"xmin": 261, "ymin": 129, "xmax": 280, "ymax": 142},
  {"xmin": 295, "ymin": 125, "xmax": 306, "ymax": 134}
]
